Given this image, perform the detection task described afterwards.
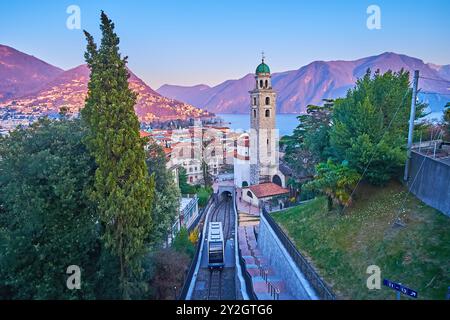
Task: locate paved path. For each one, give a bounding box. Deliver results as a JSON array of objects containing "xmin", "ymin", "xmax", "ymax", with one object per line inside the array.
[{"xmin": 236, "ymin": 188, "xmax": 260, "ymax": 216}]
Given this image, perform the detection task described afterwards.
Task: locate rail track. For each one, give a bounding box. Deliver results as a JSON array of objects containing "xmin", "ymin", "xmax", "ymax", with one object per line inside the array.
[
  {"xmin": 207, "ymin": 269, "xmax": 222, "ymax": 300},
  {"xmin": 190, "ymin": 195, "xmax": 236, "ymax": 300}
]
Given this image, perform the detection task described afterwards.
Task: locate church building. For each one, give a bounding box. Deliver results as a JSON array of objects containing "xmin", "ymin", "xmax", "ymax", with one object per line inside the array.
[{"xmin": 234, "ymin": 57, "xmax": 289, "ymax": 210}]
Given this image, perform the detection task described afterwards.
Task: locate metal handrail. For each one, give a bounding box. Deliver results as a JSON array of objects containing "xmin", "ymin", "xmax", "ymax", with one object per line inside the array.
[
  {"xmin": 257, "ymin": 265, "xmax": 280, "ymax": 300},
  {"xmin": 238, "ymin": 248, "xmax": 258, "ymax": 300},
  {"xmin": 262, "ymin": 208, "xmax": 336, "ymax": 300}
]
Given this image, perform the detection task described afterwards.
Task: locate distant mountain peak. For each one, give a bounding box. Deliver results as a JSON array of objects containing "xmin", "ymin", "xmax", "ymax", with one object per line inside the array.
[
  {"xmin": 0, "ymin": 45, "xmax": 212, "ymax": 122},
  {"xmin": 157, "ymin": 52, "xmax": 450, "ymax": 115},
  {"xmin": 0, "ymin": 44, "xmax": 63, "ymax": 102}
]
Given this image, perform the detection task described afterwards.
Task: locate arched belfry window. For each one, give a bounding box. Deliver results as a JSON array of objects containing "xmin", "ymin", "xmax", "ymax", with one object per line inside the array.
[
  {"xmin": 265, "ymin": 109, "xmax": 270, "ymax": 117},
  {"xmin": 259, "ymin": 80, "xmax": 263, "ymax": 88},
  {"xmin": 253, "ymin": 97, "xmax": 256, "ymax": 105},
  {"xmin": 265, "ymin": 80, "xmax": 268, "ymax": 88},
  {"xmin": 265, "ymin": 97, "xmax": 270, "ymax": 105},
  {"xmin": 253, "ymin": 109, "xmax": 257, "ymax": 118}
]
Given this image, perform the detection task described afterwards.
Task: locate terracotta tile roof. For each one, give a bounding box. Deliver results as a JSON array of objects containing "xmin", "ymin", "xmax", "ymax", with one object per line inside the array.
[
  {"xmin": 140, "ymin": 131, "xmax": 151, "ymax": 138},
  {"xmin": 163, "ymin": 147, "xmax": 172, "ymax": 155},
  {"xmin": 248, "ymin": 183, "xmax": 289, "ymax": 199}
]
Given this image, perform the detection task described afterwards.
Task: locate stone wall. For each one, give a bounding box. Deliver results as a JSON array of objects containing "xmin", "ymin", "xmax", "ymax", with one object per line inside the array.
[{"xmin": 257, "ymin": 214, "xmax": 318, "ymax": 300}]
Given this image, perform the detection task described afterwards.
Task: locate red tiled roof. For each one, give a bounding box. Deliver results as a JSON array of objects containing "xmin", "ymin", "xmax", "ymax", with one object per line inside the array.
[
  {"xmin": 140, "ymin": 131, "xmax": 151, "ymax": 138},
  {"xmin": 163, "ymin": 147, "xmax": 172, "ymax": 155},
  {"xmin": 248, "ymin": 183, "xmax": 289, "ymax": 199}
]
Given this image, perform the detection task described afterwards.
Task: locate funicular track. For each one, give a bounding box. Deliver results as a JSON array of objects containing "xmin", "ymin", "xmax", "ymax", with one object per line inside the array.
[{"xmin": 189, "ymin": 194, "xmax": 236, "ymax": 300}]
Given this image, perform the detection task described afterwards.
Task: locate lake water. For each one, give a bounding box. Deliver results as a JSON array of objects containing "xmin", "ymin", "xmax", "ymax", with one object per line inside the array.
[
  {"xmin": 217, "ymin": 111, "xmax": 447, "ymax": 137},
  {"xmin": 216, "ymin": 113, "xmax": 300, "ymax": 137}
]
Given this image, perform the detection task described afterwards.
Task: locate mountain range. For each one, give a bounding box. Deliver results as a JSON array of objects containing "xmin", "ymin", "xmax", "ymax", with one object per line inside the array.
[
  {"xmin": 0, "ymin": 44, "xmax": 211, "ymax": 122},
  {"xmin": 1, "ymin": 45, "xmax": 449, "ymax": 120},
  {"xmin": 157, "ymin": 52, "xmax": 450, "ymax": 115}
]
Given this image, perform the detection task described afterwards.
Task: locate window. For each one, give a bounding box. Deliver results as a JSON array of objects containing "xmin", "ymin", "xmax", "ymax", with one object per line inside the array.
[
  {"xmin": 259, "ymin": 80, "xmax": 263, "ymax": 88},
  {"xmin": 247, "ymin": 191, "xmax": 253, "ymax": 198},
  {"xmin": 253, "ymin": 97, "xmax": 256, "ymax": 105},
  {"xmin": 253, "ymin": 109, "xmax": 257, "ymax": 118},
  {"xmin": 265, "ymin": 80, "xmax": 268, "ymax": 88},
  {"xmin": 265, "ymin": 97, "xmax": 270, "ymax": 105},
  {"xmin": 265, "ymin": 109, "xmax": 270, "ymax": 117}
]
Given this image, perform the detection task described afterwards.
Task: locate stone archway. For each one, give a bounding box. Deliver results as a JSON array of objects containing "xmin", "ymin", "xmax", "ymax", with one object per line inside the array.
[{"xmin": 272, "ymin": 174, "xmax": 282, "ymax": 187}]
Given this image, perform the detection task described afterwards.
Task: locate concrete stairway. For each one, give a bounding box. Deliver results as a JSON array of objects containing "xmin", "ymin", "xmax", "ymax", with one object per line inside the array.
[
  {"xmin": 238, "ymin": 225, "xmax": 294, "ymax": 300},
  {"xmin": 238, "ymin": 212, "xmax": 260, "ymax": 226}
]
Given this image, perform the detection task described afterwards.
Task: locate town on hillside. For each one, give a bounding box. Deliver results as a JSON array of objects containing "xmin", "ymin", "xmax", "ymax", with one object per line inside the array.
[{"xmin": 0, "ymin": 1, "xmax": 449, "ymax": 310}]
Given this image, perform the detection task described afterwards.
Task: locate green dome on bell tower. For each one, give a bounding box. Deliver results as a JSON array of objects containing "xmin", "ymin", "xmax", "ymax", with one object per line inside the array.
[{"xmin": 256, "ymin": 60, "xmax": 270, "ymax": 74}]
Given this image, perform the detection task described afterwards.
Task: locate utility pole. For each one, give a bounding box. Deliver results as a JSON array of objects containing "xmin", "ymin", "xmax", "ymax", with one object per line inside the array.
[{"xmin": 404, "ymin": 70, "xmax": 420, "ymax": 182}]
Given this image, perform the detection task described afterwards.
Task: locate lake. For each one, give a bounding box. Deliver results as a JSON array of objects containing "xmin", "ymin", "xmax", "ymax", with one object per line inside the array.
[{"xmin": 216, "ymin": 113, "xmax": 300, "ymax": 137}]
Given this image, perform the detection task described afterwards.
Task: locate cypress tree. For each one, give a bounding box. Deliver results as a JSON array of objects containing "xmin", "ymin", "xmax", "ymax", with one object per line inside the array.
[{"xmin": 82, "ymin": 11, "xmax": 154, "ymax": 299}]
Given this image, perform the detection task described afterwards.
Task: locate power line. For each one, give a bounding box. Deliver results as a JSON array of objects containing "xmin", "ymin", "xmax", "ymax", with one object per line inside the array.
[
  {"xmin": 420, "ymin": 91, "xmax": 450, "ymax": 97},
  {"xmin": 393, "ymin": 129, "xmax": 444, "ymax": 225},
  {"xmin": 419, "ymin": 76, "xmax": 450, "ymax": 84}
]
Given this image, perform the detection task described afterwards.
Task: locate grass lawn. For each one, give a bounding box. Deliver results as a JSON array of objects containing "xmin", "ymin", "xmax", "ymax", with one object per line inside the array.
[{"xmin": 272, "ymin": 181, "xmax": 450, "ymax": 300}]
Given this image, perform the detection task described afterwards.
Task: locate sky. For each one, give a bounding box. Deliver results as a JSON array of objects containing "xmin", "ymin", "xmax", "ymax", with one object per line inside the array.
[{"xmin": 1, "ymin": 0, "xmax": 449, "ymax": 89}]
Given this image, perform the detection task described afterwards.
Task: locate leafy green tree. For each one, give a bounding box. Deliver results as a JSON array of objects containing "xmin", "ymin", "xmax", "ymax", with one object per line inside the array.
[
  {"xmin": 0, "ymin": 118, "xmax": 100, "ymax": 299},
  {"xmin": 172, "ymin": 227, "xmax": 195, "ymax": 259},
  {"xmin": 146, "ymin": 143, "xmax": 180, "ymax": 247},
  {"xmin": 82, "ymin": 12, "xmax": 154, "ymax": 298},
  {"xmin": 283, "ymin": 102, "xmax": 333, "ymax": 178},
  {"xmin": 303, "ymin": 160, "xmax": 361, "ymax": 211},
  {"xmin": 178, "ymin": 166, "xmax": 195, "ymax": 194},
  {"xmin": 444, "ymin": 103, "xmax": 450, "ymax": 140},
  {"xmin": 329, "ymin": 69, "xmax": 426, "ymax": 185}
]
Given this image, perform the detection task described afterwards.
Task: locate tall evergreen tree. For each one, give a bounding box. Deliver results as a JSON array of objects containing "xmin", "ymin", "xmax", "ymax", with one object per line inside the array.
[{"xmin": 82, "ymin": 12, "xmax": 154, "ymax": 298}]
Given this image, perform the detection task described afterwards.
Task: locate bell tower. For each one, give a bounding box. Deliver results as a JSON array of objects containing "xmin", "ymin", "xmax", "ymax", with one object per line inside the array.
[{"xmin": 249, "ymin": 54, "xmax": 278, "ymax": 185}]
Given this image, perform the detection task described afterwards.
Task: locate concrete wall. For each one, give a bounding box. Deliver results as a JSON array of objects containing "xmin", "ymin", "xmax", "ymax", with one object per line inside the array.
[
  {"xmin": 241, "ymin": 188, "xmax": 259, "ymax": 207},
  {"xmin": 408, "ymin": 151, "xmax": 450, "ymax": 216},
  {"xmin": 258, "ymin": 214, "xmax": 317, "ymax": 300}
]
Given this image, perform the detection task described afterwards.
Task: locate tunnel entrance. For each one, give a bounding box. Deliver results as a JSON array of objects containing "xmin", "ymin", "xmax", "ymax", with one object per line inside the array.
[{"xmin": 220, "ymin": 190, "xmax": 232, "ymax": 201}]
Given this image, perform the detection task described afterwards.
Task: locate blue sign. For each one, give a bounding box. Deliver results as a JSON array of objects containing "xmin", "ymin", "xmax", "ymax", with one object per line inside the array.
[{"xmin": 383, "ymin": 279, "xmax": 418, "ymax": 298}]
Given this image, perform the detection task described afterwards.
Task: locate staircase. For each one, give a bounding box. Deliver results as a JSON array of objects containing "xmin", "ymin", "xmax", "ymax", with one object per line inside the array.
[
  {"xmin": 238, "ymin": 225, "xmax": 293, "ymax": 300},
  {"xmin": 238, "ymin": 212, "xmax": 260, "ymax": 226}
]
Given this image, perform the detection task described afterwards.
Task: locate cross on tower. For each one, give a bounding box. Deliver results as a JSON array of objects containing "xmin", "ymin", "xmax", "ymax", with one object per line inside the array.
[{"xmin": 261, "ymin": 51, "xmax": 265, "ymax": 63}]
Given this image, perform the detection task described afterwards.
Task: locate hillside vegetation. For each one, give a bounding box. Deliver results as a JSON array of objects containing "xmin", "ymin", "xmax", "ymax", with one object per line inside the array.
[{"xmin": 273, "ymin": 181, "xmax": 450, "ymax": 300}]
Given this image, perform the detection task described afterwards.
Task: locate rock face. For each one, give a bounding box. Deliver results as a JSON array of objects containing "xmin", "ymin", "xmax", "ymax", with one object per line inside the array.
[
  {"xmin": 0, "ymin": 45, "xmax": 212, "ymax": 122},
  {"xmin": 157, "ymin": 52, "xmax": 450, "ymax": 114}
]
